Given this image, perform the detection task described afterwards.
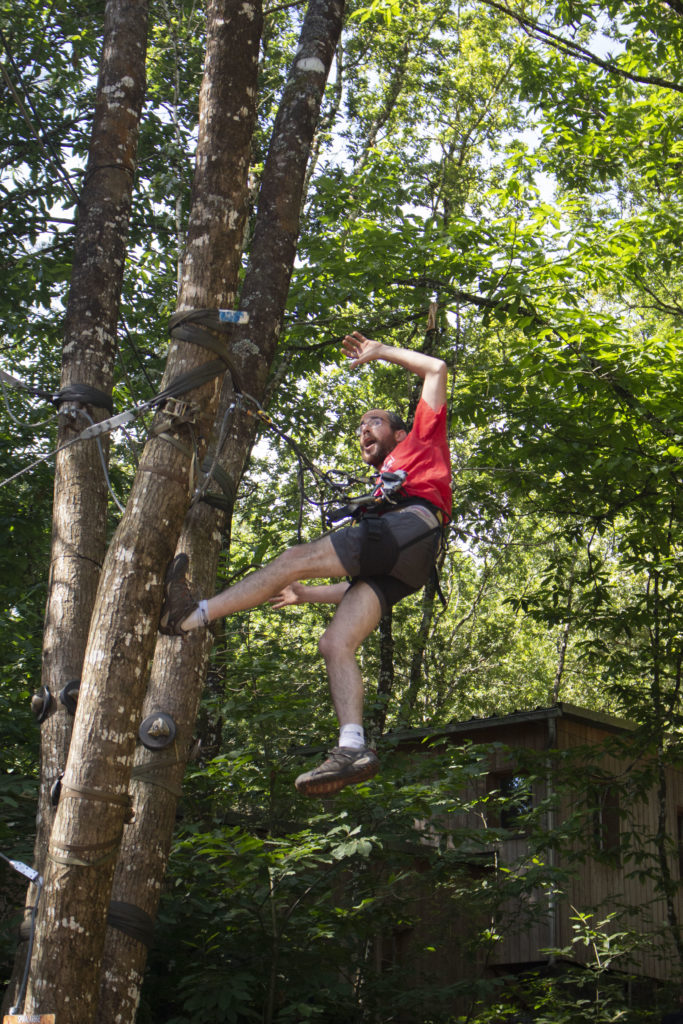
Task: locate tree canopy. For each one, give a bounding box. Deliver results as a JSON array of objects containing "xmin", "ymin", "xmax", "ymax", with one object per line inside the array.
[{"xmin": 1, "ymin": 0, "xmax": 683, "ymax": 1019}]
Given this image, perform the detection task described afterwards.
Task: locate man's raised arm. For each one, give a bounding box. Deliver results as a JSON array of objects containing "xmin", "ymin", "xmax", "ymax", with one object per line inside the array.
[{"xmin": 342, "ymin": 331, "xmax": 447, "ymax": 411}]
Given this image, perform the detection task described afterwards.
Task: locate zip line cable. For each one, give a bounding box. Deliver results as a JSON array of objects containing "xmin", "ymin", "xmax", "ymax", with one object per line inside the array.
[
  {"xmin": 1, "ymin": 376, "xmax": 57, "ymax": 431},
  {"xmin": 0, "ymin": 367, "xmax": 376, "ymax": 525},
  {"xmin": 79, "ymin": 408, "xmax": 127, "ymax": 514}
]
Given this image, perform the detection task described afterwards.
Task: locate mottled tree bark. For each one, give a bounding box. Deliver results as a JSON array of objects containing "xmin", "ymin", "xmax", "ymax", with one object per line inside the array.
[
  {"xmin": 97, "ymin": 2, "xmax": 344, "ymax": 1018},
  {"xmin": 3, "ymin": 0, "xmax": 148, "ymax": 1013},
  {"xmin": 23, "ymin": 1, "xmax": 260, "ymax": 1019}
]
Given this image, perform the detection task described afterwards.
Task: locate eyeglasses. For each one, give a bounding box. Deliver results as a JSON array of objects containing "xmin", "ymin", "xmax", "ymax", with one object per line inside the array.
[{"xmin": 357, "ymin": 415, "xmax": 389, "ymax": 436}]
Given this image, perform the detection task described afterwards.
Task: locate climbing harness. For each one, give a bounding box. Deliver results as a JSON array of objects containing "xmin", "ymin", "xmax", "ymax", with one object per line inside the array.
[
  {"xmin": 327, "ymin": 468, "xmax": 450, "ymax": 607},
  {"xmin": 326, "ymin": 469, "xmax": 409, "ymax": 525}
]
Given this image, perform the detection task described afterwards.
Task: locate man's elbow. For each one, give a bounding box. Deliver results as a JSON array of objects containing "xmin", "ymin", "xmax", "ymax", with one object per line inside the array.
[{"xmin": 430, "ymin": 359, "xmax": 448, "ymax": 387}]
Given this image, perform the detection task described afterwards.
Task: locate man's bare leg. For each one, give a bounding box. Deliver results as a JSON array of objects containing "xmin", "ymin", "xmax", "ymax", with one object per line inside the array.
[
  {"xmin": 207, "ymin": 535, "xmax": 347, "ymax": 619},
  {"xmin": 161, "ymin": 536, "xmax": 349, "ymax": 634},
  {"xmin": 318, "ymin": 582, "xmax": 383, "ymax": 726},
  {"xmin": 295, "ymin": 582, "xmax": 383, "ymax": 796}
]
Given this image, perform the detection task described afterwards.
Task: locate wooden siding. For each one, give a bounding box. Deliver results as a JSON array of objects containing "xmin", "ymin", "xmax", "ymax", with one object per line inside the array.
[{"xmin": 395, "ymin": 706, "xmax": 683, "ymax": 985}]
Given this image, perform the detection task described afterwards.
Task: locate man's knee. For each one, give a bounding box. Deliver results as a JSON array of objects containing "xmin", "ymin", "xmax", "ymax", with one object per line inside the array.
[
  {"xmin": 318, "ymin": 627, "xmax": 334, "ymax": 662},
  {"xmin": 319, "ymin": 625, "xmax": 349, "ymax": 662},
  {"xmin": 279, "ymin": 536, "xmax": 341, "ymax": 576}
]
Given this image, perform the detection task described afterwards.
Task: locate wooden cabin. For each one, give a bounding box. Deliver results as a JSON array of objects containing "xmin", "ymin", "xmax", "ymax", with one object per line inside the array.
[{"xmin": 382, "ymin": 703, "xmax": 683, "ymax": 1001}]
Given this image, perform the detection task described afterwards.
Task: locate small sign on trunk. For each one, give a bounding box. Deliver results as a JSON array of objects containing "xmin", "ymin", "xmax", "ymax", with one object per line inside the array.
[{"xmin": 4, "ymin": 1015, "xmax": 56, "ymax": 1023}]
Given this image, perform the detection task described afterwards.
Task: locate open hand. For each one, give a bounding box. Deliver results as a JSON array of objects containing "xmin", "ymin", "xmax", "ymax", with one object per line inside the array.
[
  {"xmin": 268, "ymin": 583, "xmax": 304, "ymax": 609},
  {"xmin": 342, "ymin": 331, "xmax": 384, "ymax": 368}
]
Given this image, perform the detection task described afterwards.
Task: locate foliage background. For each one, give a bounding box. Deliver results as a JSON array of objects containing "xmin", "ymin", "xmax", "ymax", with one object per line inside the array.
[{"xmin": 1, "ymin": 0, "xmax": 683, "ymax": 1018}]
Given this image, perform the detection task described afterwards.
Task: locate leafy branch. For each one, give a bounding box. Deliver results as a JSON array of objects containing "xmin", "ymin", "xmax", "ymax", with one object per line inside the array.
[{"xmin": 478, "ymin": 0, "xmax": 683, "ymax": 95}]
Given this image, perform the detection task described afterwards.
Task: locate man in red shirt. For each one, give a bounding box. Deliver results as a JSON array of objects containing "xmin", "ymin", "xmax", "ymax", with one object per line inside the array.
[{"xmin": 160, "ymin": 331, "xmax": 451, "ymax": 796}]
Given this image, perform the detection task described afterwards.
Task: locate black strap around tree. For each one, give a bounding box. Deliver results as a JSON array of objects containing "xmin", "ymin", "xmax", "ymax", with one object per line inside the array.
[
  {"xmin": 107, "ymin": 900, "xmax": 156, "ymax": 947},
  {"xmin": 21, "ymin": 900, "xmax": 155, "ymax": 947},
  {"xmin": 167, "ymin": 308, "xmax": 244, "ymax": 395},
  {"xmin": 0, "ymin": 368, "xmax": 114, "ymax": 413},
  {"xmin": 55, "ymin": 384, "xmax": 114, "ymax": 413}
]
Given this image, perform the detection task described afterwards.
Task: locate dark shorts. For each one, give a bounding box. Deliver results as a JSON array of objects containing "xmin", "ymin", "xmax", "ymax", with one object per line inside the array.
[{"xmin": 330, "ymin": 504, "xmax": 442, "ymax": 616}]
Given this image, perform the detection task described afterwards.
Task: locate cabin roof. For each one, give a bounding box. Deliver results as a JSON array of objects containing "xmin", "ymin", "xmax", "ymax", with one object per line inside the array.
[{"xmin": 389, "ymin": 702, "xmax": 638, "ymax": 745}]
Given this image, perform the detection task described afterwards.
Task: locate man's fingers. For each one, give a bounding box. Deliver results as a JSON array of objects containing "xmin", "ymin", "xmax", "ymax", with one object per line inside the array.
[{"xmin": 342, "ymin": 331, "xmax": 367, "ymax": 351}]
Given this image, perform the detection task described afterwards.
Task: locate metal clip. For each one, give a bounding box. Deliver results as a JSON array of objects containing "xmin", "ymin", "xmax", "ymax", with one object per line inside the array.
[{"xmin": 160, "ymin": 398, "xmax": 198, "ymax": 425}]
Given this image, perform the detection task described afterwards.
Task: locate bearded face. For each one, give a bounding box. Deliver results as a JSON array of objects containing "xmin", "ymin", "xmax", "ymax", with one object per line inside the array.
[{"xmin": 357, "ymin": 411, "xmax": 406, "ymax": 468}]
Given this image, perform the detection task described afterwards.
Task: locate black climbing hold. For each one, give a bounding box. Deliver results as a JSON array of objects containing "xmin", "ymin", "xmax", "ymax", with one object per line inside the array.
[
  {"xmin": 59, "ymin": 679, "xmax": 80, "ymax": 715},
  {"xmin": 31, "ymin": 685, "xmax": 53, "ymax": 723},
  {"xmin": 139, "ymin": 712, "xmax": 177, "ymax": 750},
  {"xmin": 50, "ymin": 772, "xmax": 64, "ymax": 806}
]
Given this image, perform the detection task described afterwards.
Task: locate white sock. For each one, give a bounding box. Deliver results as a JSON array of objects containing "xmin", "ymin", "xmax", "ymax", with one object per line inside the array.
[
  {"xmin": 180, "ymin": 600, "xmax": 209, "ymax": 632},
  {"xmin": 339, "ymin": 724, "xmax": 365, "ymax": 749}
]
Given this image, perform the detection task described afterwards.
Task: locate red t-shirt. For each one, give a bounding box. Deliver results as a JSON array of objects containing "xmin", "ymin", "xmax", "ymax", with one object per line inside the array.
[{"xmin": 378, "ymin": 398, "xmax": 452, "ymax": 520}]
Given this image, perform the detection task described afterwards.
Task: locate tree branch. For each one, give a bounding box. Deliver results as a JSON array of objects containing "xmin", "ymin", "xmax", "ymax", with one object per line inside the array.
[{"xmin": 478, "ymin": 0, "xmax": 683, "ymax": 95}]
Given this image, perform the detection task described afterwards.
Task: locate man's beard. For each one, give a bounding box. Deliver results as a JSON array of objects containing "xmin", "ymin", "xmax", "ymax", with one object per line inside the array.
[{"xmin": 361, "ymin": 437, "xmax": 394, "ymax": 468}]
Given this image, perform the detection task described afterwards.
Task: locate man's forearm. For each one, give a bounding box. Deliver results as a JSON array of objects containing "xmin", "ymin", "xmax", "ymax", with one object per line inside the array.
[
  {"xmin": 342, "ymin": 331, "xmax": 448, "ymax": 411},
  {"xmin": 375, "ymin": 342, "xmax": 445, "ymax": 381},
  {"xmin": 377, "ymin": 342, "xmax": 447, "ymax": 411},
  {"xmin": 297, "ymin": 582, "xmax": 350, "ymax": 605}
]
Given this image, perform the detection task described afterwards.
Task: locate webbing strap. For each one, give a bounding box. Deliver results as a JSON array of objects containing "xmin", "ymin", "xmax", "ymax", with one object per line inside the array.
[
  {"xmin": 107, "ymin": 900, "xmax": 156, "ymax": 947},
  {"xmin": 61, "ymin": 781, "xmax": 131, "ymax": 809},
  {"xmin": 197, "ymin": 454, "xmax": 236, "ymax": 511},
  {"xmin": 21, "ymin": 900, "xmax": 156, "ymax": 947},
  {"xmin": 56, "ymin": 384, "xmax": 114, "ymax": 413},
  {"xmin": 0, "ymin": 368, "xmax": 114, "ymax": 412},
  {"xmin": 47, "ymin": 830, "xmax": 123, "ymax": 868},
  {"xmin": 151, "ymin": 432, "xmax": 194, "ymax": 458},
  {"xmin": 168, "ymin": 309, "xmax": 244, "ymax": 394},
  {"xmin": 132, "ymin": 756, "xmax": 184, "ymax": 797},
  {"xmin": 1, "ymin": 308, "xmax": 245, "ymax": 440},
  {"xmin": 153, "ymin": 358, "xmax": 234, "ymax": 408}
]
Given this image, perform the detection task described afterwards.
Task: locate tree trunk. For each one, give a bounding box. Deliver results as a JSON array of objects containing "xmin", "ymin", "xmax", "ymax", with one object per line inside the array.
[
  {"xmin": 399, "ymin": 556, "xmax": 441, "ymax": 724},
  {"xmin": 97, "ymin": 2, "xmax": 344, "ymax": 1017},
  {"xmin": 371, "ymin": 613, "xmax": 394, "ymax": 739},
  {"xmin": 3, "ymin": 0, "xmax": 148, "ymax": 1012},
  {"xmin": 23, "ymin": 0, "xmax": 260, "ymax": 1019}
]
